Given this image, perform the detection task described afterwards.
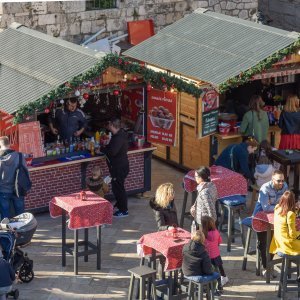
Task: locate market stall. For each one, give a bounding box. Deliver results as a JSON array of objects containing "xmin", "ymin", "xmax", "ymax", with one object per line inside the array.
[
  {"xmin": 0, "ymin": 23, "xmax": 205, "ymax": 212},
  {"xmin": 123, "ymin": 8, "xmax": 300, "ymax": 169}
]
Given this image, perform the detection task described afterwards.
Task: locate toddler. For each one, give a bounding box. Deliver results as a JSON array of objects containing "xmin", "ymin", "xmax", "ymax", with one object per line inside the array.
[
  {"xmin": 86, "ymin": 166, "xmax": 109, "ymax": 198},
  {"xmin": 201, "ymin": 216, "xmax": 229, "ymax": 291}
]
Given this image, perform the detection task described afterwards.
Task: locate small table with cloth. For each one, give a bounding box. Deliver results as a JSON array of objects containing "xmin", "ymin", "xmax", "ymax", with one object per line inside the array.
[
  {"xmin": 252, "ymin": 211, "xmax": 300, "ymax": 283},
  {"xmin": 268, "ymin": 150, "xmax": 300, "ymax": 199},
  {"xmin": 49, "ymin": 191, "xmax": 113, "ymax": 275},
  {"xmin": 138, "ymin": 228, "xmax": 191, "ymax": 299},
  {"xmin": 181, "ymin": 166, "xmax": 248, "ymax": 226}
]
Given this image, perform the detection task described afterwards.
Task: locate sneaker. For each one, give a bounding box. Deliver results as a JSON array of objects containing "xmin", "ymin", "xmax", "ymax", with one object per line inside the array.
[
  {"xmin": 113, "ymin": 210, "xmax": 129, "ymax": 217},
  {"xmin": 221, "ymin": 276, "xmax": 229, "ymax": 286}
]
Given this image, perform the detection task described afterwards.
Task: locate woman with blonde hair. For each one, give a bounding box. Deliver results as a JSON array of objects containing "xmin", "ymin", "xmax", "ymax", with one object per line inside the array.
[
  {"xmin": 270, "ymin": 191, "xmax": 300, "ymax": 255},
  {"xmin": 278, "ymin": 94, "xmax": 300, "ymax": 149},
  {"xmin": 149, "ymin": 183, "xmax": 178, "ymax": 231}
]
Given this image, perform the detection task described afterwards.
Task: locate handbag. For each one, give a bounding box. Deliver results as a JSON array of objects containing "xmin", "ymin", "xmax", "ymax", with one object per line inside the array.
[{"xmin": 14, "ymin": 153, "xmax": 32, "ymax": 197}]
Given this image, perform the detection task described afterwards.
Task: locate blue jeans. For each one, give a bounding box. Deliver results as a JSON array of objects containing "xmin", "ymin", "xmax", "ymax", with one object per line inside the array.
[
  {"xmin": 0, "ymin": 192, "xmax": 25, "ymax": 219},
  {"xmin": 185, "ymin": 272, "xmax": 220, "ymax": 283}
]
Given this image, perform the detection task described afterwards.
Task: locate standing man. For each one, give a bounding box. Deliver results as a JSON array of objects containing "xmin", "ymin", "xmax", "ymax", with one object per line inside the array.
[
  {"xmin": 0, "ymin": 136, "xmax": 27, "ymax": 218},
  {"xmin": 49, "ymin": 99, "xmax": 87, "ymax": 142},
  {"xmin": 101, "ymin": 117, "xmax": 129, "ymax": 217},
  {"xmin": 252, "ymin": 170, "xmax": 288, "ymax": 277}
]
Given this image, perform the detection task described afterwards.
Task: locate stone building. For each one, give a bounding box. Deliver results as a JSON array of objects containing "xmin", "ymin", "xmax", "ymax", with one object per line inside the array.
[{"xmin": 0, "ymin": 1, "xmax": 259, "ymax": 44}]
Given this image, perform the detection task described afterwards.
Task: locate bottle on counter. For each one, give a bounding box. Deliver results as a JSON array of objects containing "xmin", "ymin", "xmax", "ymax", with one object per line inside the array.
[
  {"xmin": 191, "ymin": 220, "xmax": 197, "ymax": 235},
  {"xmin": 95, "ymin": 131, "xmax": 100, "ymax": 144}
]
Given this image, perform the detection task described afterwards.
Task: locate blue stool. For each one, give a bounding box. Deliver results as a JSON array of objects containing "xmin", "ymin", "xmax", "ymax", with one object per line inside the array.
[
  {"xmin": 241, "ymin": 217, "xmax": 261, "ymax": 276},
  {"xmin": 185, "ymin": 272, "xmax": 220, "ymax": 300},
  {"xmin": 218, "ymin": 196, "xmax": 246, "ymax": 252},
  {"xmin": 277, "ymin": 252, "xmax": 300, "ymax": 299}
]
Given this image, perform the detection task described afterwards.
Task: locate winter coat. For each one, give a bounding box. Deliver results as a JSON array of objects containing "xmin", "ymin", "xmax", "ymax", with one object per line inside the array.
[
  {"xmin": 149, "ymin": 197, "xmax": 178, "ymax": 231},
  {"xmin": 240, "ymin": 110, "xmax": 269, "ymax": 143},
  {"xmin": 194, "ymin": 182, "xmax": 218, "ymax": 225},
  {"xmin": 182, "ymin": 240, "xmax": 213, "ymax": 276},
  {"xmin": 0, "ymin": 150, "xmax": 27, "ymax": 194},
  {"xmin": 278, "ymin": 111, "xmax": 300, "ymax": 135},
  {"xmin": 205, "ymin": 229, "xmax": 222, "ymax": 259},
  {"xmin": 215, "ymin": 142, "xmax": 255, "ymax": 181},
  {"xmin": 254, "ymin": 164, "xmax": 276, "ymax": 188},
  {"xmin": 0, "ymin": 258, "xmax": 15, "ymax": 287}
]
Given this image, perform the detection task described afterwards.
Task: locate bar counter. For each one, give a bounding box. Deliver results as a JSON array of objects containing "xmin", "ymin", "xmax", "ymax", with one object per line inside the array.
[{"xmin": 26, "ymin": 145, "xmax": 156, "ymax": 212}]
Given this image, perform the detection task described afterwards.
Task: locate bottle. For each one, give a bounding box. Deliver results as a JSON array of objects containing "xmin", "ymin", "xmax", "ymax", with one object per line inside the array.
[
  {"xmin": 95, "ymin": 131, "xmax": 100, "ymax": 144},
  {"xmin": 191, "ymin": 221, "xmax": 197, "ymax": 235}
]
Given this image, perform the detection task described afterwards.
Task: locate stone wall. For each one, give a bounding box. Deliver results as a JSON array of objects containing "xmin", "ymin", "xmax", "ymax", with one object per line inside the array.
[
  {"xmin": 0, "ymin": 1, "xmax": 259, "ymax": 44},
  {"xmin": 259, "ymin": 0, "xmax": 300, "ymax": 32}
]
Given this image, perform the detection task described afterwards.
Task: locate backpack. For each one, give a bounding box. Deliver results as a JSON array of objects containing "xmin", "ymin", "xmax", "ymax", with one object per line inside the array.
[{"xmin": 14, "ymin": 153, "xmax": 32, "ymax": 197}]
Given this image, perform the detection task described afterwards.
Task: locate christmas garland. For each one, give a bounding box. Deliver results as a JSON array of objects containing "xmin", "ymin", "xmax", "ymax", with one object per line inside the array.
[
  {"xmin": 13, "ymin": 53, "xmax": 204, "ymax": 124},
  {"xmin": 218, "ymin": 37, "xmax": 300, "ymax": 94}
]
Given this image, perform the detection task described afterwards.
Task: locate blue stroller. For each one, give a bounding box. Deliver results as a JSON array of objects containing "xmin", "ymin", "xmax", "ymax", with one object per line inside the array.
[{"xmin": 0, "ymin": 213, "xmax": 37, "ymax": 299}]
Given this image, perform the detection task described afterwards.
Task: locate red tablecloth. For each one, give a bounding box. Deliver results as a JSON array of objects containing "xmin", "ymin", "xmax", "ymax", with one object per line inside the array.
[
  {"xmin": 49, "ymin": 191, "xmax": 113, "ymax": 230},
  {"xmin": 183, "ymin": 166, "xmax": 248, "ymax": 198},
  {"xmin": 138, "ymin": 228, "xmax": 191, "ymax": 271},
  {"xmin": 252, "ymin": 211, "xmax": 300, "ymax": 232}
]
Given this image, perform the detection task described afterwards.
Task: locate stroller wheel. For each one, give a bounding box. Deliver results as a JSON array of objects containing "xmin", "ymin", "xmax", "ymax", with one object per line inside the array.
[
  {"xmin": 13, "ymin": 289, "xmax": 19, "ymax": 299},
  {"xmin": 18, "ymin": 265, "xmax": 34, "ymax": 283}
]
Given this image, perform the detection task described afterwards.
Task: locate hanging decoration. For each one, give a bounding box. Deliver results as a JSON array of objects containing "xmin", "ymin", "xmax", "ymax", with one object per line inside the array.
[
  {"xmin": 82, "ymin": 93, "xmax": 89, "ymax": 100},
  {"xmin": 218, "ymin": 38, "xmax": 300, "ymax": 93}
]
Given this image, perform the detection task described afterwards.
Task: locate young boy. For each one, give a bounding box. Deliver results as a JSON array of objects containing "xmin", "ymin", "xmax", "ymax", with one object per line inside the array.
[
  {"xmin": 0, "ymin": 247, "xmax": 15, "ymax": 300},
  {"xmin": 86, "ymin": 166, "xmax": 109, "ymax": 198}
]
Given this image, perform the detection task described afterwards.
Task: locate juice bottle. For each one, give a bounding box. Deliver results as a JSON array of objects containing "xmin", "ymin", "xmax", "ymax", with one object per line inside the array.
[{"xmin": 95, "ymin": 131, "xmax": 100, "ymax": 144}]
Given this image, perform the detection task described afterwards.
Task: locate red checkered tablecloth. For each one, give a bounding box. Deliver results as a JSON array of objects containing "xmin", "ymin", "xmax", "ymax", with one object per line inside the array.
[
  {"xmin": 49, "ymin": 191, "xmax": 113, "ymax": 230},
  {"xmin": 138, "ymin": 228, "xmax": 191, "ymax": 271},
  {"xmin": 183, "ymin": 166, "xmax": 248, "ymax": 199},
  {"xmin": 252, "ymin": 211, "xmax": 300, "ymax": 232}
]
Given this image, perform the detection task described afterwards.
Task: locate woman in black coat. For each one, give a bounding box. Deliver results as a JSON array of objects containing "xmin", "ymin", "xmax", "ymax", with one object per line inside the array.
[{"xmin": 149, "ymin": 183, "xmax": 178, "ymax": 231}]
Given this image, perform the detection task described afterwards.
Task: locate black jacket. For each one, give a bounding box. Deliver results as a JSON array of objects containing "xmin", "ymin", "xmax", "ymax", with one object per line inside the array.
[
  {"xmin": 278, "ymin": 111, "xmax": 300, "ymax": 135},
  {"xmin": 102, "ymin": 129, "xmax": 129, "ymax": 169},
  {"xmin": 182, "ymin": 240, "xmax": 213, "ymax": 277},
  {"xmin": 149, "ymin": 197, "xmax": 178, "ymax": 231},
  {"xmin": 0, "ymin": 258, "xmax": 15, "ymax": 287}
]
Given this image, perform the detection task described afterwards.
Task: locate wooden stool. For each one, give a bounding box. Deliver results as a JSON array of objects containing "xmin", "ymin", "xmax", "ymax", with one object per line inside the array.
[
  {"xmin": 241, "ymin": 217, "xmax": 261, "ymax": 275},
  {"xmin": 277, "ymin": 254, "xmax": 300, "ymax": 299},
  {"xmin": 218, "ymin": 197, "xmax": 246, "ymax": 252},
  {"xmin": 249, "ymin": 184, "xmax": 259, "ymax": 214},
  {"xmin": 128, "ymin": 266, "xmax": 157, "ymax": 300},
  {"xmin": 185, "ymin": 273, "xmax": 219, "ymax": 300}
]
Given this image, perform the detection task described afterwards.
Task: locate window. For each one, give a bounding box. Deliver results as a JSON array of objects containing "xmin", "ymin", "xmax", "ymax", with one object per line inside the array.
[{"xmin": 86, "ymin": 0, "xmax": 117, "ymax": 10}]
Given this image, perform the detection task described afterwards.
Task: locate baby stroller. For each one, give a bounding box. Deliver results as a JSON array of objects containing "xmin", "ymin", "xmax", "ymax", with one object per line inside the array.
[{"xmin": 0, "ymin": 213, "xmax": 37, "ymax": 299}]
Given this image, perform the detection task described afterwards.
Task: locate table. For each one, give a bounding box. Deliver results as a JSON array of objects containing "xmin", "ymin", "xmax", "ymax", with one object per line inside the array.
[
  {"xmin": 138, "ymin": 229, "xmax": 190, "ymax": 299},
  {"xmin": 269, "ymin": 150, "xmax": 300, "ymax": 199},
  {"xmin": 49, "ymin": 191, "xmax": 113, "ymax": 275},
  {"xmin": 252, "ymin": 211, "xmax": 300, "ymax": 283},
  {"xmin": 181, "ymin": 166, "xmax": 248, "ymax": 227}
]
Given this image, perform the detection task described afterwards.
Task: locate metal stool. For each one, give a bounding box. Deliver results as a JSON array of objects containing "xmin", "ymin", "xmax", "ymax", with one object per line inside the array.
[
  {"xmin": 241, "ymin": 217, "xmax": 261, "ymax": 275},
  {"xmin": 277, "ymin": 253, "xmax": 300, "ymax": 299},
  {"xmin": 128, "ymin": 265, "xmax": 157, "ymax": 300},
  {"xmin": 185, "ymin": 272, "xmax": 219, "ymax": 300},
  {"xmin": 218, "ymin": 196, "xmax": 246, "ymax": 252}
]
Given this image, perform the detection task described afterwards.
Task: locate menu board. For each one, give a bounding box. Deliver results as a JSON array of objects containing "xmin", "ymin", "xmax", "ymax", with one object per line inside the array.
[
  {"xmin": 147, "ymin": 89, "xmax": 177, "ymax": 146},
  {"xmin": 202, "ymin": 109, "xmax": 219, "ymax": 137},
  {"xmin": 18, "ymin": 121, "xmax": 44, "ymax": 158}
]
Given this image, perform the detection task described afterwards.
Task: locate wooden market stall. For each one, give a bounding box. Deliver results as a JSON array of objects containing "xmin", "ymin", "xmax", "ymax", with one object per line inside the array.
[{"xmin": 123, "ymin": 8, "xmax": 300, "ymax": 170}]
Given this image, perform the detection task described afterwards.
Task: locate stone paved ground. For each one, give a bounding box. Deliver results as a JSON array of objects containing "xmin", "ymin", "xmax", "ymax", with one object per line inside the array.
[{"xmin": 13, "ymin": 159, "xmax": 299, "ymax": 299}]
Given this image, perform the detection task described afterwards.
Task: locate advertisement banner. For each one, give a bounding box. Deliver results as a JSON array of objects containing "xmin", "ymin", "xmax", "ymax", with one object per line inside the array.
[
  {"xmin": 147, "ymin": 89, "xmax": 177, "ymax": 146},
  {"xmin": 121, "ymin": 88, "xmax": 144, "ymax": 122}
]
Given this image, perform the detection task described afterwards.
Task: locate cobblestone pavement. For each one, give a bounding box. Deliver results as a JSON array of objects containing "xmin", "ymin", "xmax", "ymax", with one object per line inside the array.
[{"xmin": 14, "ymin": 159, "xmax": 299, "ymax": 299}]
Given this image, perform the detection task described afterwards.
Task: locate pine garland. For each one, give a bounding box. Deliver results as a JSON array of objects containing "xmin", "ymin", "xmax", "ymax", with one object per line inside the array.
[
  {"xmin": 218, "ymin": 37, "xmax": 300, "ymax": 94},
  {"xmin": 13, "ymin": 53, "xmax": 204, "ymax": 124}
]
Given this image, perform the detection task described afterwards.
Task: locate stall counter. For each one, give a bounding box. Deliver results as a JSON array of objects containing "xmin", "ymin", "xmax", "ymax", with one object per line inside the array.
[
  {"xmin": 214, "ymin": 125, "xmax": 281, "ymax": 156},
  {"xmin": 26, "ymin": 145, "xmax": 156, "ymax": 212}
]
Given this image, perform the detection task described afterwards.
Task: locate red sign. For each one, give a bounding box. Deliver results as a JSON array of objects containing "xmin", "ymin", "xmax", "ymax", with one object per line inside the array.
[
  {"xmin": 147, "ymin": 89, "xmax": 177, "ymax": 146},
  {"xmin": 202, "ymin": 89, "xmax": 219, "ymax": 112},
  {"xmin": 18, "ymin": 121, "xmax": 44, "ymax": 158},
  {"xmin": 121, "ymin": 88, "xmax": 144, "ymax": 122}
]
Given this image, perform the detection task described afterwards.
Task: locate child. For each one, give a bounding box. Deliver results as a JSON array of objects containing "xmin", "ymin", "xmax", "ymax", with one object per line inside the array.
[
  {"xmin": 149, "ymin": 183, "xmax": 178, "ymax": 231},
  {"xmin": 201, "ymin": 216, "xmax": 229, "ymax": 290},
  {"xmin": 0, "ymin": 247, "xmax": 15, "ymax": 300},
  {"xmin": 254, "ymin": 140, "xmax": 278, "ymax": 188},
  {"xmin": 86, "ymin": 166, "xmax": 109, "ymax": 198},
  {"xmin": 182, "ymin": 229, "xmax": 219, "ymax": 283}
]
